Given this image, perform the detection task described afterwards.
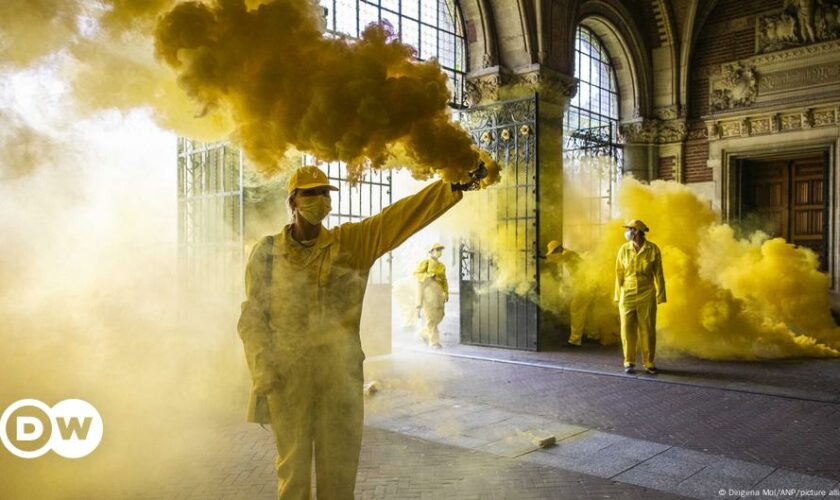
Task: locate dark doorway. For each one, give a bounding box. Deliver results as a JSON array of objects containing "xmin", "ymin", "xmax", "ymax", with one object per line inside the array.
[{"xmin": 740, "ymin": 153, "xmax": 829, "ymax": 271}]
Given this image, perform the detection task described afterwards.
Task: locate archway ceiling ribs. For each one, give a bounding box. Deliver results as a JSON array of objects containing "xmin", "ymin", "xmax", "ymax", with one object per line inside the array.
[{"xmin": 651, "ymin": 0, "xmax": 677, "ymax": 47}]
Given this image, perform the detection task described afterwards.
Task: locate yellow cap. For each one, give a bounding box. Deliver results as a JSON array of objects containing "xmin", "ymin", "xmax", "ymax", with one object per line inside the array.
[
  {"xmin": 546, "ymin": 240, "xmax": 563, "ymax": 255},
  {"xmin": 288, "ymin": 166, "xmax": 339, "ymax": 194},
  {"xmin": 430, "ymin": 243, "xmax": 445, "ymax": 252},
  {"xmin": 623, "ymin": 219, "xmax": 650, "ymax": 232}
]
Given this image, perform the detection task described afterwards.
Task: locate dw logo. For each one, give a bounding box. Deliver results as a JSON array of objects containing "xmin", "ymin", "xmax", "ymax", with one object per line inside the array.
[{"xmin": 0, "ymin": 399, "xmax": 103, "ymax": 459}]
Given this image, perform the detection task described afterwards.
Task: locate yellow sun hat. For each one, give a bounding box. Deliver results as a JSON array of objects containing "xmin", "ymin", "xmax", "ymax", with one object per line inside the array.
[
  {"xmin": 546, "ymin": 240, "xmax": 563, "ymax": 255},
  {"xmin": 623, "ymin": 219, "xmax": 650, "ymax": 232},
  {"xmin": 288, "ymin": 166, "xmax": 339, "ymax": 194}
]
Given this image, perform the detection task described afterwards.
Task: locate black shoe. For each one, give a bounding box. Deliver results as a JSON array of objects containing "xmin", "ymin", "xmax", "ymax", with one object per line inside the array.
[
  {"xmin": 624, "ymin": 366, "xmax": 635, "ymax": 374},
  {"xmin": 564, "ymin": 341, "xmax": 582, "ymax": 348},
  {"xmin": 645, "ymin": 367, "xmax": 658, "ymax": 375}
]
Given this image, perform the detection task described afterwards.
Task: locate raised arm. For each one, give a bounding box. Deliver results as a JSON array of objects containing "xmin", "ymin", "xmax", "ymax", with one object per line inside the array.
[{"xmin": 342, "ymin": 180, "xmax": 463, "ymax": 270}]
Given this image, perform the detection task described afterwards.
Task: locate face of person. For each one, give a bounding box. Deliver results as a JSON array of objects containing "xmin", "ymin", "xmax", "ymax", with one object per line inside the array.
[
  {"xmin": 431, "ymin": 248, "xmax": 443, "ymax": 259},
  {"xmin": 291, "ymin": 187, "xmax": 332, "ymax": 225}
]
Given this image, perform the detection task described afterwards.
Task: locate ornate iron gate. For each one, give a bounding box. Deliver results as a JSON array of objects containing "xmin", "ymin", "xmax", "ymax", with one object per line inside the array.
[{"xmin": 457, "ymin": 95, "xmax": 539, "ymax": 350}]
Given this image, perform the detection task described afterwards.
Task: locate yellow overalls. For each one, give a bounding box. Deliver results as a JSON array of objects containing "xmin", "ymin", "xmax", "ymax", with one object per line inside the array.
[
  {"xmin": 238, "ymin": 180, "xmax": 462, "ymax": 499},
  {"xmin": 548, "ymin": 249, "xmax": 591, "ymax": 345},
  {"xmin": 414, "ymin": 257, "xmax": 448, "ymax": 346},
  {"xmin": 614, "ymin": 240, "xmax": 666, "ymax": 369}
]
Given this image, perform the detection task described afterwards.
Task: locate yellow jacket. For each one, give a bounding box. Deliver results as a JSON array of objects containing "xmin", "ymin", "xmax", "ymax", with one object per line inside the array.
[
  {"xmin": 237, "ymin": 180, "xmax": 463, "ymax": 424},
  {"xmin": 414, "ymin": 258, "xmax": 448, "ymax": 297},
  {"xmin": 545, "ymin": 249, "xmax": 582, "ymax": 278},
  {"xmin": 614, "ymin": 240, "xmax": 666, "ymax": 307}
]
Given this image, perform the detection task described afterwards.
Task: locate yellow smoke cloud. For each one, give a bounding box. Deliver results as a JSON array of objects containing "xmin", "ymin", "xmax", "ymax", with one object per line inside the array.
[
  {"xmin": 153, "ymin": 0, "xmax": 490, "ymax": 183},
  {"xmin": 565, "ymin": 176, "xmax": 840, "ymax": 360}
]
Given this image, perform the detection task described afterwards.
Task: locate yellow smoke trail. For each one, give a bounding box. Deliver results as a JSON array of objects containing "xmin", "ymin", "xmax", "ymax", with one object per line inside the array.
[
  {"xmin": 566, "ymin": 176, "xmax": 840, "ymax": 360},
  {"xmin": 153, "ymin": 0, "xmax": 494, "ymax": 183}
]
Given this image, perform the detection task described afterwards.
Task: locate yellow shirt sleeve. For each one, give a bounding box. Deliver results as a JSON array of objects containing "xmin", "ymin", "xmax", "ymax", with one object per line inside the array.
[
  {"xmin": 614, "ymin": 247, "xmax": 624, "ymax": 303},
  {"xmin": 653, "ymin": 246, "xmax": 667, "ymax": 304},
  {"xmin": 414, "ymin": 259, "xmax": 429, "ymax": 282},
  {"xmin": 340, "ymin": 180, "xmax": 463, "ymax": 270}
]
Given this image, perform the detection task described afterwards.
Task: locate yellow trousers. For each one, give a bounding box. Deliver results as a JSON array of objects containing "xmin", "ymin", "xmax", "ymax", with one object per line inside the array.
[
  {"xmin": 568, "ymin": 294, "xmax": 591, "ymax": 346},
  {"xmin": 265, "ymin": 353, "xmax": 363, "ymax": 500},
  {"xmin": 420, "ymin": 282, "xmax": 445, "ymax": 346},
  {"xmin": 619, "ymin": 296, "xmax": 657, "ymax": 369}
]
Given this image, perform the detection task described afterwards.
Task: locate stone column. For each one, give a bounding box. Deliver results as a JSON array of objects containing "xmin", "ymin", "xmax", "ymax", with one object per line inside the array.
[{"xmin": 506, "ymin": 66, "xmax": 577, "ymax": 350}]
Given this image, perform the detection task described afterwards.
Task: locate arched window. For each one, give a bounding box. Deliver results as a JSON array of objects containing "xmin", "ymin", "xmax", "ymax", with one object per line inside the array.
[
  {"xmin": 322, "ymin": 0, "xmax": 467, "ymax": 105},
  {"xmin": 563, "ymin": 25, "xmax": 623, "ymax": 249}
]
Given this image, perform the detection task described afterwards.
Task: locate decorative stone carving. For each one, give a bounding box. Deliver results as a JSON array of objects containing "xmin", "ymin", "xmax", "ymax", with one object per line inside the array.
[
  {"xmin": 512, "ymin": 70, "xmax": 578, "ymax": 102},
  {"xmin": 720, "ymin": 121, "xmax": 742, "ymax": 138},
  {"xmin": 618, "ymin": 120, "xmax": 657, "ymax": 144},
  {"xmin": 658, "ymin": 120, "xmax": 687, "ymax": 143},
  {"xmin": 750, "ymin": 117, "xmax": 771, "ymax": 134},
  {"xmin": 710, "ymin": 63, "xmax": 758, "ymax": 112},
  {"xmin": 617, "ymin": 119, "xmax": 686, "ymax": 144},
  {"xmin": 655, "ymin": 105, "xmax": 683, "ymax": 120},
  {"xmin": 757, "ymin": 0, "xmax": 840, "ymax": 54},
  {"xmin": 813, "ymin": 108, "xmax": 837, "ymax": 125},
  {"xmin": 687, "ymin": 126, "xmax": 709, "ymax": 141},
  {"xmin": 708, "ymin": 122, "xmax": 721, "ymax": 140},
  {"xmin": 481, "ymin": 53, "xmax": 495, "ymax": 69},
  {"xmin": 464, "ymin": 73, "xmax": 502, "ymax": 107},
  {"xmin": 780, "ymin": 113, "xmax": 802, "ymax": 130},
  {"xmin": 801, "ymin": 109, "xmax": 815, "ymax": 128}
]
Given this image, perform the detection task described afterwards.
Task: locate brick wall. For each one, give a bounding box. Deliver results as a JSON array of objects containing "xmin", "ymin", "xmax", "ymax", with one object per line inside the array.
[
  {"xmin": 684, "ymin": 0, "xmax": 782, "ymax": 183},
  {"xmin": 657, "ymin": 155, "xmax": 676, "ymax": 181},
  {"xmin": 684, "ymin": 139, "xmax": 711, "ymax": 183}
]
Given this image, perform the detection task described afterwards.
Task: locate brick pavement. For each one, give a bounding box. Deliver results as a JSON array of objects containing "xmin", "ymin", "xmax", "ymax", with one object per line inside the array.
[
  {"xmin": 369, "ymin": 348, "xmax": 840, "ymax": 482},
  {"xmin": 110, "ymin": 418, "xmax": 681, "ymax": 500},
  {"xmin": 59, "ymin": 345, "xmax": 840, "ymax": 500}
]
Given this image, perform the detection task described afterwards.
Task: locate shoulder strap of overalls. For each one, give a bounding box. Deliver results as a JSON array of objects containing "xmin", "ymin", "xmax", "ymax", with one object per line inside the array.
[{"xmin": 264, "ymin": 235, "xmax": 274, "ymax": 324}]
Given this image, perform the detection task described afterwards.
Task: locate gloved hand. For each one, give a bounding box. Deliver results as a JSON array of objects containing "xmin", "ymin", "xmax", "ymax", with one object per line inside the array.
[{"xmin": 452, "ymin": 161, "xmax": 488, "ymax": 192}]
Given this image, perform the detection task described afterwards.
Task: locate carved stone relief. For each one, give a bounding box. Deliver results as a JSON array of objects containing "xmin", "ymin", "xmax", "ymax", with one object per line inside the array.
[
  {"xmin": 618, "ymin": 120, "xmax": 657, "ymax": 144},
  {"xmin": 750, "ymin": 117, "xmax": 772, "ymax": 134},
  {"xmin": 757, "ymin": 0, "xmax": 840, "ymax": 54},
  {"xmin": 618, "ymin": 119, "xmax": 686, "ymax": 144},
  {"xmin": 512, "ymin": 70, "xmax": 578, "ymax": 103},
  {"xmin": 703, "ymin": 105, "xmax": 839, "ymax": 140},
  {"xmin": 654, "ymin": 105, "xmax": 683, "ymax": 120},
  {"xmin": 709, "ymin": 63, "xmax": 758, "ymax": 112},
  {"xmin": 465, "ymin": 73, "xmax": 502, "ymax": 107}
]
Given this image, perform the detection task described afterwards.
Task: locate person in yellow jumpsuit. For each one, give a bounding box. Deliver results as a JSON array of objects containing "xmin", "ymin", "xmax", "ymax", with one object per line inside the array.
[
  {"xmin": 415, "ymin": 243, "xmax": 448, "ymax": 348},
  {"xmin": 614, "ymin": 219, "xmax": 666, "ymax": 375},
  {"xmin": 237, "ymin": 164, "xmax": 485, "ymax": 499},
  {"xmin": 544, "ymin": 240, "xmax": 588, "ymax": 347}
]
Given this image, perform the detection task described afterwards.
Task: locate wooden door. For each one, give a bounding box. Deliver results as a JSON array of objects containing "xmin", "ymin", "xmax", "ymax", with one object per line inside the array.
[
  {"xmin": 790, "ymin": 156, "xmax": 827, "ymax": 267},
  {"xmin": 741, "ymin": 154, "xmax": 828, "ymax": 271}
]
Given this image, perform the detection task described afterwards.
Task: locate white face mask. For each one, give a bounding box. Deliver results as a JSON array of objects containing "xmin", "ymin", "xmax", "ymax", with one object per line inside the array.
[
  {"xmin": 624, "ymin": 229, "xmax": 634, "ymax": 241},
  {"xmin": 296, "ymin": 195, "xmax": 332, "ymax": 225}
]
